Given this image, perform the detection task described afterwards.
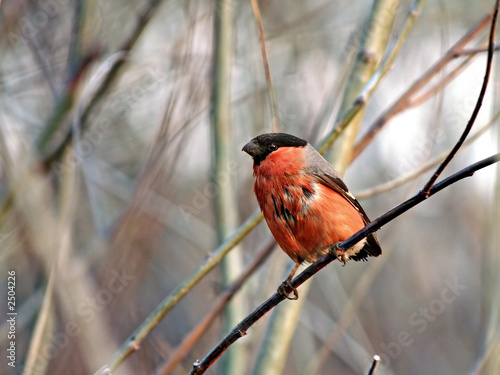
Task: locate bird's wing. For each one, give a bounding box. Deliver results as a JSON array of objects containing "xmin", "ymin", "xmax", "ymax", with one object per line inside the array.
[
  {"xmin": 304, "ymin": 145, "xmax": 370, "ymax": 224},
  {"xmin": 304, "ymin": 145, "xmax": 382, "ymax": 258}
]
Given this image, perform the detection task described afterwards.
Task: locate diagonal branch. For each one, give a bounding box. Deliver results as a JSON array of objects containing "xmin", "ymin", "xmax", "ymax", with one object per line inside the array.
[
  {"xmin": 42, "ymin": 0, "xmax": 165, "ymax": 166},
  {"xmin": 421, "ymin": 0, "xmax": 499, "ymax": 194},
  {"xmin": 189, "ymin": 152, "xmax": 500, "ymax": 375},
  {"xmin": 352, "ymin": 12, "xmax": 493, "ymax": 161},
  {"xmin": 367, "ymin": 355, "xmax": 381, "ymax": 375},
  {"xmin": 355, "ymin": 111, "xmax": 500, "ymax": 199},
  {"xmin": 105, "ymin": 209, "xmax": 264, "ymax": 372},
  {"xmin": 158, "ymin": 239, "xmax": 275, "ymax": 375}
]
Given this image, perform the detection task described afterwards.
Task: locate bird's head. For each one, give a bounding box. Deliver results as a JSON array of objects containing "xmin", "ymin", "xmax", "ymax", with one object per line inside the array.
[{"xmin": 242, "ymin": 133, "xmax": 307, "ymax": 166}]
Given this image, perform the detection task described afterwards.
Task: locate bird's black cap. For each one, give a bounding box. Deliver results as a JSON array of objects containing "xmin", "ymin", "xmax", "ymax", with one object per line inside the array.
[{"xmin": 242, "ymin": 133, "xmax": 307, "ymax": 165}]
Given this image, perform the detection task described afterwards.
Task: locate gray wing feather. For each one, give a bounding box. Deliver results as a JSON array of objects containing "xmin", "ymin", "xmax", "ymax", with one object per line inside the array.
[
  {"xmin": 304, "ymin": 144, "xmax": 382, "ymax": 258},
  {"xmin": 304, "ymin": 144, "xmax": 367, "ymax": 222}
]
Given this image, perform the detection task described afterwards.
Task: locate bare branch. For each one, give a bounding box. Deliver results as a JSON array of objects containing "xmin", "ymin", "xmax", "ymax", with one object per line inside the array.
[
  {"xmin": 454, "ymin": 44, "xmax": 500, "ymax": 56},
  {"xmin": 421, "ymin": 0, "xmax": 499, "ymax": 194},
  {"xmin": 250, "ymin": 0, "xmax": 280, "ymax": 132},
  {"xmin": 355, "ymin": 112, "xmax": 500, "ymax": 199},
  {"xmin": 367, "ymin": 355, "xmax": 381, "ymax": 375},
  {"xmin": 158, "ymin": 239, "xmax": 275, "ymax": 374},
  {"xmin": 42, "ymin": 0, "xmax": 165, "ymax": 165},
  {"xmin": 352, "ymin": 13, "xmax": 493, "ymax": 161}
]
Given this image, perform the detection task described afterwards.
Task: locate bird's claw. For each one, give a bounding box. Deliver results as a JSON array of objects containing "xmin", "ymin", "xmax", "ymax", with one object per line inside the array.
[
  {"xmin": 278, "ymin": 279, "xmax": 299, "ymax": 300},
  {"xmin": 329, "ymin": 243, "xmax": 349, "ymax": 266}
]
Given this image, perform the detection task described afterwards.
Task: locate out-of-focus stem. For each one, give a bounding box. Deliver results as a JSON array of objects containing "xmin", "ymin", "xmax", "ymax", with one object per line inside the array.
[
  {"xmin": 318, "ymin": 0, "xmax": 427, "ymax": 156},
  {"xmin": 107, "ymin": 209, "xmax": 263, "ymax": 372},
  {"xmin": 326, "ymin": 0, "xmax": 399, "ymax": 166},
  {"xmin": 211, "ymin": 0, "xmax": 246, "ymax": 373}
]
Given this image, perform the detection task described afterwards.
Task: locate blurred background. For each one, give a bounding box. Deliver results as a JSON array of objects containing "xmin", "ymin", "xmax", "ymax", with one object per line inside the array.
[{"xmin": 0, "ymin": 0, "xmax": 499, "ymax": 374}]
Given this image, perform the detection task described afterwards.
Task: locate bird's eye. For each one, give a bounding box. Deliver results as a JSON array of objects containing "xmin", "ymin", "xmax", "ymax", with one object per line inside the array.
[{"xmin": 269, "ymin": 144, "xmax": 277, "ymax": 151}]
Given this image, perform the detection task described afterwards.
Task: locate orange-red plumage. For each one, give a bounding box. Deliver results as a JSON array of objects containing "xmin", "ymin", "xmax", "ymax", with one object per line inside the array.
[{"xmin": 243, "ymin": 133, "xmax": 381, "ymax": 297}]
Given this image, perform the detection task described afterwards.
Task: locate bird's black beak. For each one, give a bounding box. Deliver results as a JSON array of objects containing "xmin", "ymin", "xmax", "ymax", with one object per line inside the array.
[{"xmin": 242, "ymin": 140, "xmax": 258, "ymax": 157}]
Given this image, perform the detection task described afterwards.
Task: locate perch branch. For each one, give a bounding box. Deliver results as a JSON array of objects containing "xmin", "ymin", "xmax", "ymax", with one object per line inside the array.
[
  {"xmin": 189, "ymin": 152, "xmax": 500, "ymax": 375},
  {"xmin": 159, "ymin": 239, "xmax": 275, "ymax": 374}
]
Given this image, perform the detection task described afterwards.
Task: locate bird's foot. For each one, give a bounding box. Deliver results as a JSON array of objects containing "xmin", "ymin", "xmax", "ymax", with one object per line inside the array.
[
  {"xmin": 277, "ymin": 278, "xmax": 299, "ymax": 300},
  {"xmin": 329, "ymin": 243, "xmax": 349, "ymax": 266}
]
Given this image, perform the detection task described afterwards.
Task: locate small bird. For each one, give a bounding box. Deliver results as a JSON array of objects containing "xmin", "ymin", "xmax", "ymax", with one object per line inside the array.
[{"xmin": 242, "ymin": 133, "xmax": 381, "ymax": 299}]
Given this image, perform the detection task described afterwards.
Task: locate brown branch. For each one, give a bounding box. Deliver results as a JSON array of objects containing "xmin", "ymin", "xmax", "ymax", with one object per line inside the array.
[
  {"xmin": 250, "ymin": 0, "xmax": 280, "ymax": 133},
  {"xmin": 408, "ymin": 51, "xmax": 478, "ymax": 108},
  {"xmin": 454, "ymin": 44, "xmax": 500, "ymax": 57},
  {"xmin": 355, "ymin": 112, "xmax": 500, "ymax": 199},
  {"xmin": 351, "ymin": 12, "xmax": 493, "ymax": 161},
  {"xmin": 421, "ymin": 0, "xmax": 499, "ymax": 195},
  {"xmin": 158, "ymin": 239, "xmax": 275, "ymax": 374}
]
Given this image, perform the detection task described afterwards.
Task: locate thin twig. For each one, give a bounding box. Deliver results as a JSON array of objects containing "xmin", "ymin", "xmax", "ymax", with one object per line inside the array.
[
  {"xmin": 454, "ymin": 44, "xmax": 500, "ymax": 56},
  {"xmin": 42, "ymin": 0, "xmax": 165, "ymax": 166},
  {"xmin": 367, "ymin": 355, "xmax": 381, "ymax": 375},
  {"xmin": 422, "ymin": 0, "xmax": 499, "ymax": 195},
  {"xmin": 408, "ymin": 49, "xmax": 481, "ymax": 107},
  {"xmin": 352, "ymin": 12, "xmax": 493, "ymax": 160},
  {"xmin": 355, "ymin": 112, "xmax": 500, "ymax": 199},
  {"xmin": 189, "ymin": 152, "xmax": 500, "ymax": 375},
  {"xmin": 250, "ymin": 0, "xmax": 280, "ymax": 132}
]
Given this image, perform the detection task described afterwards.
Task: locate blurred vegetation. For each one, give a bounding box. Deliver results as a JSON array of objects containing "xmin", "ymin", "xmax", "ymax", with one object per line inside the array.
[{"xmin": 0, "ymin": 0, "xmax": 499, "ymax": 374}]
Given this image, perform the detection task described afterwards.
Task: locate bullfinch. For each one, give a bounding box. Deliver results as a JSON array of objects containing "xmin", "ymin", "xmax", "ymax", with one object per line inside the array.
[{"xmin": 242, "ymin": 133, "xmax": 381, "ymax": 299}]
